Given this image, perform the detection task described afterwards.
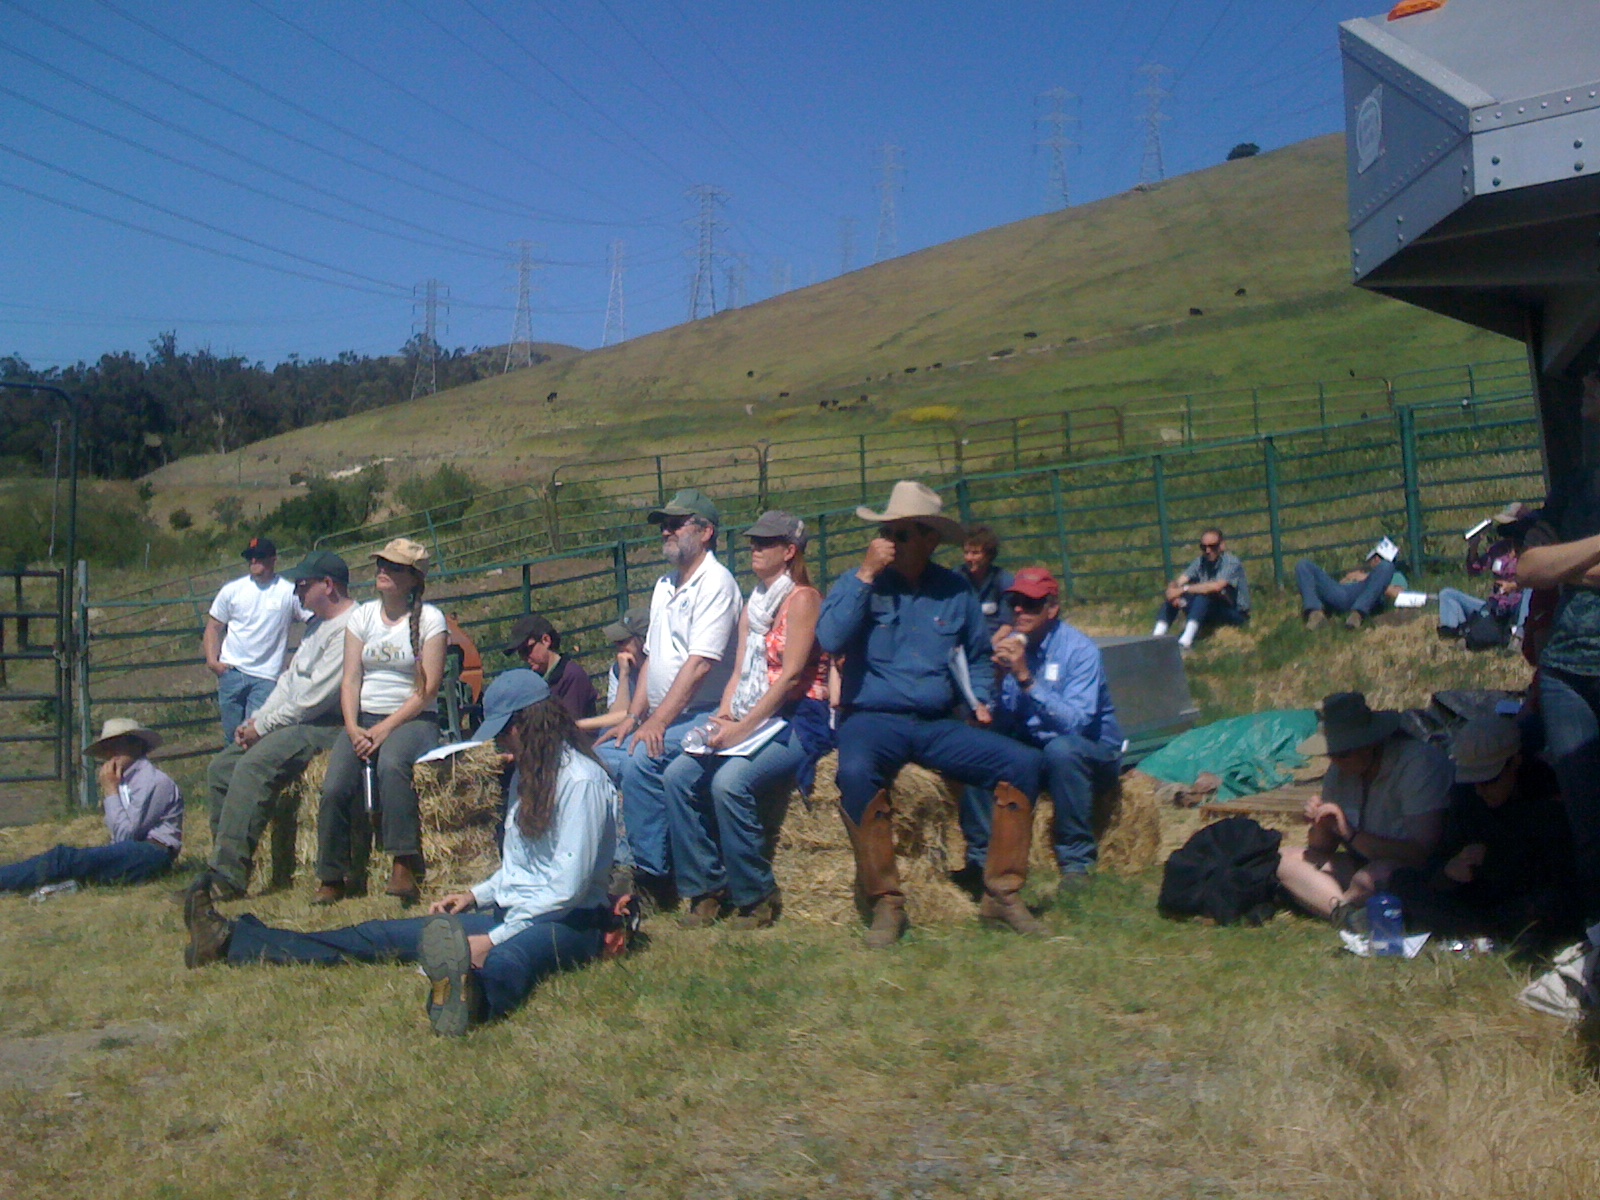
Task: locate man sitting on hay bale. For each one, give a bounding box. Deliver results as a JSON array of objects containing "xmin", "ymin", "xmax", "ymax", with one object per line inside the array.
[
  {"xmin": 193, "ymin": 551, "xmax": 356, "ymax": 900},
  {"xmin": 817, "ymin": 480, "xmax": 1046, "ymax": 946},
  {"xmin": 184, "ymin": 669, "xmax": 624, "ymax": 1038}
]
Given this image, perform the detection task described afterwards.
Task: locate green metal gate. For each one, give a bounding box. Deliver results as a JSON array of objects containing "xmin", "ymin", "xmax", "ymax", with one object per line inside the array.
[{"xmin": 0, "ymin": 568, "xmax": 74, "ymax": 808}]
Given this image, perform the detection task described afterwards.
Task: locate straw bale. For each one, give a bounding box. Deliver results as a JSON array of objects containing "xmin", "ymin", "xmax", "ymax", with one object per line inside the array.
[{"xmin": 282, "ymin": 744, "xmax": 505, "ymax": 892}]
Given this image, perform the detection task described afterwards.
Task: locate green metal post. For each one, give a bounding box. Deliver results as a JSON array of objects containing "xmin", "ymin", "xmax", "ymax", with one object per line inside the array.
[
  {"xmin": 655, "ymin": 456, "xmax": 665, "ymax": 506},
  {"xmin": 756, "ymin": 443, "xmax": 770, "ymax": 510},
  {"xmin": 857, "ymin": 435, "xmax": 868, "ymax": 503},
  {"xmin": 1011, "ymin": 418, "xmax": 1022, "ymax": 470},
  {"xmin": 953, "ymin": 431, "xmax": 965, "ymax": 477},
  {"xmin": 1251, "ymin": 387, "xmax": 1261, "ymax": 437},
  {"xmin": 1153, "ymin": 456, "xmax": 1174, "ymax": 584},
  {"xmin": 520, "ymin": 563, "xmax": 532, "ymax": 615},
  {"xmin": 613, "ymin": 540, "xmax": 630, "ymax": 616},
  {"xmin": 1317, "ymin": 381, "xmax": 1327, "ymax": 436},
  {"xmin": 1049, "ymin": 469, "xmax": 1073, "ymax": 600},
  {"xmin": 816, "ymin": 513, "xmax": 830, "ymax": 584},
  {"xmin": 1184, "ymin": 395, "xmax": 1194, "ymax": 445},
  {"xmin": 424, "ymin": 509, "xmax": 443, "ymax": 571},
  {"xmin": 1061, "ymin": 411, "xmax": 1072, "ymax": 459},
  {"xmin": 546, "ymin": 484, "xmax": 563, "ymax": 553},
  {"xmin": 1263, "ymin": 437, "xmax": 1285, "ymax": 587},
  {"xmin": 1398, "ymin": 406, "xmax": 1426, "ymax": 580},
  {"xmin": 75, "ymin": 559, "xmax": 90, "ymax": 810},
  {"xmin": 954, "ymin": 478, "xmax": 974, "ymax": 525}
]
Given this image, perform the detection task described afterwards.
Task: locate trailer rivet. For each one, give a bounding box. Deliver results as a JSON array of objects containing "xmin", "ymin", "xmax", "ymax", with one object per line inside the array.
[
  {"xmin": 1492, "ymin": 177, "xmax": 1502, "ymax": 186},
  {"xmin": 1576, "ymin": 140, "xmax": 1585, "ymax": 149},
  {"xmin": 1491, "ymin": 155, "xmax": 1501, "ymax": 165}
]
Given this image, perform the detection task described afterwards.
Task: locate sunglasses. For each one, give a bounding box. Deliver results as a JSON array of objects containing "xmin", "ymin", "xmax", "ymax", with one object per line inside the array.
[
  {"xmin": 659, "ymin": 516, "xmax": 692, "ymax": 533},
  {"xmin": 1200, "ymin": 541, "xmax": 1222, "ymax": 551},
  {"xmin": 749, "ymin": 535, "xmax": 788, "ymax": 549},
  {"xmin": 1009, "ymin": 594, "xmax": 1052, "ymax": 613},
  {"xmin": 878, "ymin": 523, "xmax": 930, "ymax": 544}
]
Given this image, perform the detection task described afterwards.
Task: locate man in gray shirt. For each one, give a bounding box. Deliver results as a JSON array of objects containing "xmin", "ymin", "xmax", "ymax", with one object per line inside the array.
[
  {"xmin": 1152, "ymin": 528, "xmax": 1250, "ymax": 650},
  {"xmin": 193, "ymin": 551, "xmax": 356, "ymax": 899}
]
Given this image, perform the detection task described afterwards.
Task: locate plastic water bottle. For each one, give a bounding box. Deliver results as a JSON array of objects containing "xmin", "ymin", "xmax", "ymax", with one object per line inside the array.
[
  {"xmin": 1367, "ymin": 891, "xmax": 1405, "ymax": 957},
  {"xmin": 28, "ymin": 880, "xmax": 79, "ymax": 904}
]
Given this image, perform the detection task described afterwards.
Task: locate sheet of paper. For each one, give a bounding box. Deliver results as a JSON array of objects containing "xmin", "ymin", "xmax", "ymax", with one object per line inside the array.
[
  {"xmin": 711, "ymin": 717, "xmax": 787, "ymax": 758},
  {"xmin": 948, "ymin": 646, "xmax": 982, "ymax": 711},
  {"xmin": 1393, "ymin": 591, "xmax": 1429, "ymax": 608},
  {"xmin": 1339, "ymin": 930, "xmax": 1431, "ymax": 959},
  {"xmin": 415, "ymin": 740, "xmax": 482, "ymax": 764}
]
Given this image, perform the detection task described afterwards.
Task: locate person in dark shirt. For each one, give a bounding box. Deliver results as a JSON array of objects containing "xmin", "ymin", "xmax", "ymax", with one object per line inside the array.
[
  {"xmin": 1152, "ymin": 527, "xmax": 1250, "ymax": 650},
  {"xmin": 1389, "ymin": 716, "xmax": 1578, "ymax": 949},
  {"xmin": 959, "ymin": 525, "xmax": 1014, "ymax": 643},
  {"xmin": 503, "ymin": 614, "xmax": 597, "ymax": 722}
]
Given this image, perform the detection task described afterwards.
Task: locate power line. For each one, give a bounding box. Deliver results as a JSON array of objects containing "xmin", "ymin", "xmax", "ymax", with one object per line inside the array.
[
  {"xmin": 874, "ymin": 143, "xmax": 904, "ymax": 262},
  {"xmin": 1034, "ymin": 88, "xmax": 1080, "ymax": 209},
  {"xmin": 504, "ymin": 242, "xmax": 537, "ymax": 373},
  {"xmin": 602, "ymin": 240, "xmax": 627, "ymax": 347},
  {"xmin": 1136, "ymin": 64, "xmax": 1171, "ymax": 185}
]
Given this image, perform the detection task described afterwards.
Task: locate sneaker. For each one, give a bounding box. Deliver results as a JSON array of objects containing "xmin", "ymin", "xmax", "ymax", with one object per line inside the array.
[
  {"xmin": 1518, "ymin": 942, "xmax": 1597, "ymax": 1020},
  {"xmin": 1345, "ymin": 611, "xmax": 1364, "ymax": 631},
  {"xmin": 420, "ymin": 915, "xmax": 482, "ymax": 1037},
  {"xmin": 726, "ymin": 890, "xmax": 782, "ymax": 931},
  {"xmin": 1305, "ymin": 611, "xmax": 1327, "ymax": 631},
  {"xmin": 678, "ymin": 893, "xmax": 726, "ymax": 929}
]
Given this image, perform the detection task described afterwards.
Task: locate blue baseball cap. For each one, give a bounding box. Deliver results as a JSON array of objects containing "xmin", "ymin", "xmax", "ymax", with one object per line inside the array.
[{"xmin": 471, "ymin": 669, "xmax": 550, "ymax": 744}]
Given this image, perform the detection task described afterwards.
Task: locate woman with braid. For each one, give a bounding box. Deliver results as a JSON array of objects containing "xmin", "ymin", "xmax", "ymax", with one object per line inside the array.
[{"xmin": 315, "ymin": 538, "xmax": 447, "ymax": 906}]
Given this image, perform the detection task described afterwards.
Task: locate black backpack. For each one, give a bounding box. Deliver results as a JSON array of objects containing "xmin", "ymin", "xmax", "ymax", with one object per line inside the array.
[
  {"xmin": 1462, "ymin": 606, "xmax": 1512, "ymax": 651},
  {"xmin": 1158, "ymin": 816, "xmax": 1283, "ymax": 926}
]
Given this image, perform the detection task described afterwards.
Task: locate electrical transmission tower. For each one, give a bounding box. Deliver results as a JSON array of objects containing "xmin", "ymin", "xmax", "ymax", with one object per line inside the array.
[
  {"xmin": 602, "ymin": 239, "xmax": 627, "ymax": 346},
  {"xmin": 838, "ymin": 216, "xmax": 856, "ymax": 275},
  {"xmin": 1035, "ymin": 87, "xmax": 1080, "ymax": 209},
  {"xmin": 724, "ymin": 252, "xmax": 749, "ymax": 309},
  {"xmin": 685, "ymin": 184, "xmax": 728, "ymax": 320},
  {"xmin": 769, "ymin": 258, "xmax": 792, "ymax": 297},
  {"xmin": 410, "ymin": 278, "xmax": 448, "ymax": 401},
  {"xmin": 504, "ymin": 241, "xmax": 536, "ymax": 373},
  {"xmin": 874, "ymin": 143, "xmax": 903, "ymax": 262},
  {"xmin": 1136, "ymin": 63, "xmax": 1171, "ymax": 185}
]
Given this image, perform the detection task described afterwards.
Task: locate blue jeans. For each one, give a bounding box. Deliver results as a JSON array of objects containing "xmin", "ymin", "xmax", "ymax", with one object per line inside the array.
[
  {"xmin": 1438, "ymin": 587, "xmax": 1531, "ymax": 632},
  {"xmin": 834, "ymin": 710, "xmax": 1043, "ymax": 824},
  {"xmin": 662, "ymin": 728, "xmax": 806, "ymax": 906},
  {"xmin": 960, "ymin": 733, "xmax": 1122, "ymax": 872},
  {"xmin": 0, "ymin": 840, "xmax": 175, "ymax": 892},
  {"xmin": 615, "ymin": 708, "xmax": 710, "ymax": 878},
  {"xmin": 1537, "ymin": 668, "xmax": 1600, "ymax": 923},
  {"xmin": 1155, "ymin": 593, "xmax": 1248, "ymax": 630},
  {"xmin": 217, "ymin": 668, "xmax": 276, "ymax": 743},
  {"xmin": 226, "ymin": 905, "xmax": 607, "ymax": 1021},
  {"xmin": 1295, "ymin": 559, "xmax": 1395, "ymax": 616}
]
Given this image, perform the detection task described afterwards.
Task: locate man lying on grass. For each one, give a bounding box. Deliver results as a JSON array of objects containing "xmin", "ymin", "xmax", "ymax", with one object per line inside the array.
[{"xmin": 183, "ymin": 669, "xmax": 622, "ymax": 1037}]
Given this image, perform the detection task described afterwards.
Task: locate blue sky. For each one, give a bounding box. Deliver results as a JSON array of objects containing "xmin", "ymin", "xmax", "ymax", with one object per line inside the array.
[{"xmin": 0, "ymin": 1, "xmax": 1377, "ymax": 368}]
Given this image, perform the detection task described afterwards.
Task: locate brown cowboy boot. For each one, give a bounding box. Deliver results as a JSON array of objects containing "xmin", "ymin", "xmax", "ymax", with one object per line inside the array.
[
  {"xmin": 980, "ymin": 783, "xmax": 1046, "ymax": 936},
  {"xmin": 839, "ymin": 790, "xmax": 908, "ymax": 948},
  {"xmin": 386, "ymin": 855, "xmax": 424, "ymax": 906}
]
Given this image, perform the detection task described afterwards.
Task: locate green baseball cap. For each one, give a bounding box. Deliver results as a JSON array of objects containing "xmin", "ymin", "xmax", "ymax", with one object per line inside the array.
[
  {"xmin": 281, "ymin": 550, "xmax": 350, "ymax": 586},
  {"xmin": 648, "ymin": 487, "xmax": 720, "ymax": 527}
]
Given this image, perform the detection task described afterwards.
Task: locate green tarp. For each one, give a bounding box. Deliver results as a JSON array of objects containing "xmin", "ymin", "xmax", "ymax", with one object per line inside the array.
[{"xmin": 1138, "ymin": 709, "xmax": 1319, "ymax": 801}]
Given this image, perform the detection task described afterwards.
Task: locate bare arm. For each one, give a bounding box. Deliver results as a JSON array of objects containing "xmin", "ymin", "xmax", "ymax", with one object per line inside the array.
[
  {"xmin": 712, "ymin": 591, "xmax": 820, "ymax": 746},
  {"xmin": 1518, "ymin": 533, "xmax": 1600, "ymax": 588},
  {"xmin": 631, "ymin": 656, "xmax": 714, "ymax": 751},
  {"xmin": 594, "ymin": 658, "xmax": 647, "ymax": 746},
  {"xmin": 576, "ymin": 653, "xmax": 638, "ymax": 732},
  {"xmin": 340, "ymin": 627, "xmax": 366, "ymax": 738},
  {"xmin": 203, "ymin": 616, "xmax": 228, "ymax": 676},
  {"xmin": 1349, "ymin": 811, "xmax": 1443, "ymax": 869}
]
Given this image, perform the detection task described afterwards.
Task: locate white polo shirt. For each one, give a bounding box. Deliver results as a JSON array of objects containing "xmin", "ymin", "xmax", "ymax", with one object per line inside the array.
[
  {"xmin": 209, "ymin": 574, "xmax": 308, "ymax": 681},
  {"xmin": 644, "ymin": 552, "xmax": 741, "ymax": 712}
]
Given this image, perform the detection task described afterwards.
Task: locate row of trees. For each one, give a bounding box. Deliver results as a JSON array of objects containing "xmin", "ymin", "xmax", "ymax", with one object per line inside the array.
[{"xmin": 0, "ymin": 334, "xmax": 528, "ymax": 480}]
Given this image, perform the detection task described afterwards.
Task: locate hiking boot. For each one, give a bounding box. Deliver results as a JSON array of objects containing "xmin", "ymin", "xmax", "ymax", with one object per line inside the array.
[
  {"xmin": 863, "ymin": 896, "xmax": 909, "ymax": 949},
  {"xmin": 678, "ymin": 893, "xmax": 726, "ymax": 929},
  {"xmin": 192, "ymin": 870, "xmax": 247, "ymax": 903},
  {"xmin": 726, "ymin": 890, "xmax": 782, "ymax": 931},
  {"xmin": 420, "ymin": 915, "xmax": 482, "ymax": 1038},
  {"xmin": 386, "ymin": 856, "xmax": 424, "ymax": 906},
  {"xmin": 1304, "ymin": 611, "xmax": 1327, "ymax": 631},
  {"xmin": 311, "ymin": 882, "xmax": 345, "ymax": 906},
  {"xmin": 633, "ymin": 872, "xmax": 678, "ymax": 917},
  {"xmin": 948, "ymin": 862, "xmax": 985, "ymax": 902},
  {"xmin": 1437, "ymin": 624, "xmax": 1461, "ymax": 641},
  {"xmin": 183, "ymin": 883, "xmax": 233, "ymax": 968},
  {"xmin": 979, "ymin": 891, "xmax": 1046, "ymax": 936},
  {"xmin": 1345, "ymin": 610, "xmax": 1364, "ymax": 631}
]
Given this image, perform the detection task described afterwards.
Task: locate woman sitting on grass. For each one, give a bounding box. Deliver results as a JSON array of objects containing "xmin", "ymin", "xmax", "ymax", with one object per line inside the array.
[
  {"xmin": 662, "ymin": 510, "xmax": 833, "ymax": 930},
  {"xmin": 315, "ymin": 538, "xmax": 447, "ymax": 906},
  {"xmin": 184, "ymin": 669, "xmax": 622, "ymax": 1038},
  {"xmin": 0, "ymin": 718, "xmax": 182, "ymax": 894}
]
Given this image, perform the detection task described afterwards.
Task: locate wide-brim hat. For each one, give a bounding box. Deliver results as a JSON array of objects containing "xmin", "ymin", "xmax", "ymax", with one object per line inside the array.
[
  {"xmin": 1493, "ymin": 502, "xmax": 1533, "ymax": 526},
  {"xmin": 87, "ymin": 717, "xmax": 162, "ymax": 756},
  {"xmin": 1297, "ymin": 692, "xmax": 1401, "ymax": 757},
  {"xmin": 469, "ymin": 669, "xmax": 551, "ymax": 745},
  {"xmin": 855, "ymin": 480, "xmax": 966, "ymax": 542},
  {"xmin": 372, "ymin": 537, "xmax": 430, "ymax": 575}
]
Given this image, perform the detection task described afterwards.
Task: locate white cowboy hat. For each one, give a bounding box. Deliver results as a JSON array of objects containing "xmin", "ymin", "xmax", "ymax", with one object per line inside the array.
[
  {"xmin": 855, "ymin": 480, "xmax": 966, "ymax": 543},
  {"xmin": 87, "ymin": 717, "xmax": 162, "ymax": 756}
]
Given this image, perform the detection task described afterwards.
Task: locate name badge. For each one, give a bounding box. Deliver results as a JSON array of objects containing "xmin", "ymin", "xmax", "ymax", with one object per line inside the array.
[
  {"xmin": 981, "ymin": 601, "xmax": 998, "ymax": 615},
  {"xmin": 1044, "ymin": 663, "xmax": 1061, "ymax": 683}
]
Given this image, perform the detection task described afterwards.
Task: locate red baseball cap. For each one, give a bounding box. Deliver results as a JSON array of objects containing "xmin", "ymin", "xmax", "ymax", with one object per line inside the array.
[{"xmin": 1004, "ymin": 567, "xmax": 1059, "ymax": 601}]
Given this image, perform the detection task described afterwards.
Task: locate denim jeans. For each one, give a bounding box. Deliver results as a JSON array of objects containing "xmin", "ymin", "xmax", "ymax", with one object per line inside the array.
[
  {"xmin": 1536, "ymin": 668, "xmax": 1600, "ymax": 922},
  {"xmin": 217, "ymin": 667, "xmax": 276, "ymax": 744},
  {"xmin": 1437, "ymin": 587, "xmax": 1531, "ymax": 632},
  {"xmin": 615, "ymin": 708, "xmax": 711, "ymax": 878},
  {"xmin": 225, "ymin": 905, "xmax": 606, "ymax": 1021},
  {"xmin": 959, "ymin": 733, "xmax": 1122, "ymax": 872},
  {"xmin": 0, "ymin": 839, "xmax": 175, "ymax": 892},
  {"xmin": 1294, "ymin": 559, "xmax": 1395, "ymax": 615},
  {"xmin": 662, "ymin": 728, "xmax": 806, "ymax": 906},
  {"xmin": 833, "ymin": 710, "xmax": 1043, "ymax": 824},
  {"xmin": 1155, "ymin": 593, "xmax": 1248, "ymax": 630}
]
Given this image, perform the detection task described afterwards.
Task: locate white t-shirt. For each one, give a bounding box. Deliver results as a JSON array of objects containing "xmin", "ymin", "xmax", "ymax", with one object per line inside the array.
[
  {"xmin": 644, "ymin": 553, "xmax": 741, "ymax": 711},
  {"xmin": 346, "ymin": 599, "xmax": 448, "ymax": 715},
  {"xmin": 209, "ymin": 575, "xmax": 308, "ymax": 681}
]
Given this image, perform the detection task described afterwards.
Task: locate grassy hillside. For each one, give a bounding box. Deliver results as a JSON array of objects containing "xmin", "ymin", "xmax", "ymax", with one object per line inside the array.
[{"xmin": 145, "ymin": 134, "xmax": 1513, "ymax": 523}]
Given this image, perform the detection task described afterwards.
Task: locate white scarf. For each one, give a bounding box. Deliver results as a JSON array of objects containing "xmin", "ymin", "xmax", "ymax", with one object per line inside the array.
[{"xmin": 730, "ymin": 573, "xmax": 795, "ymax": 719}]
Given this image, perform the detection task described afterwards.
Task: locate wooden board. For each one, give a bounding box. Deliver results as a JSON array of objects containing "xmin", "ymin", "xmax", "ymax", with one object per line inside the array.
[{"xmin": 1198, "ymin": 783, "xmax": 1319, "ymax": 822}]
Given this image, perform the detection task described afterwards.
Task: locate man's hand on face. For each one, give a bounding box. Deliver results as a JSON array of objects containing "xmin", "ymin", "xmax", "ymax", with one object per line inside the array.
[{"xmin": 858, "ymin": 537, "xmax": 896, "ymax": 583}]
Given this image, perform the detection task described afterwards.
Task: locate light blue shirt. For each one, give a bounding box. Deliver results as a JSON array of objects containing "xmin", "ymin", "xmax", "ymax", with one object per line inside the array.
[
  {"xmin": 470, "ymin": 748, "xmax": 617, "ymax": 945},
  {"xmin": 996, "ymin": 620, "xmax": 1123, "ymax": 751},
  {"xmin": 104, "ymin": 757, "xmax": 183, "ymax": 852}
]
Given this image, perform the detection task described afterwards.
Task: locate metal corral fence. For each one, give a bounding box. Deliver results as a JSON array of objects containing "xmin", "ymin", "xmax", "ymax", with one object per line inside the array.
[{"xmin": 74, "ymin": 384, "xmax": 1543, "ymax": 784}]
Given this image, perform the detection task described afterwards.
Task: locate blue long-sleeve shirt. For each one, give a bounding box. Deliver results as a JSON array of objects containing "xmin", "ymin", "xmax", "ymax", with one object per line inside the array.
[
  {"xmin": 995, "ymin": 620, "xmax": 1124, "ymax": 751},
  {"xmin": 818, "ymin": 562, "xmax": 994, "ymax": 715},
  {"xmin": 104, "ymin": 756, "xmax": 184, "ymax": 852}
]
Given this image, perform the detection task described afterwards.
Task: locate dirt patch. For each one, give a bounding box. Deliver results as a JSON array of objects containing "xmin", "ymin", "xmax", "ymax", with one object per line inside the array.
[{"xmin": 0, "ymin": 1021, "xmax": 175, "ymax": 1092}]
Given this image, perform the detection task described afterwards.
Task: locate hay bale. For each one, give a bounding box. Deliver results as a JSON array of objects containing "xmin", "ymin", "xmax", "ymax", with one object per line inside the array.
[
  {"xmin": 283, "ymin": 744, "xmax": 505, "ymax": 892},
  {"xmin": 1096, "ymin": 770, "xmax": 1161, "ymax": 874}
]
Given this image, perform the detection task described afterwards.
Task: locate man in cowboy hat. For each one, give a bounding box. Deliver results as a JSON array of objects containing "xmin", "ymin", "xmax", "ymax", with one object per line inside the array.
[
  {"xmin": 1293, "ymin": 537, "xmax": 1410, "ymax": 631},
  {"xmin": 192, "ymin": 551, "xmax": 356, "ymax": 900},
  {"xmin": 817, "ymin": 480, "xmax": 1045, "ymax": 945},
  {"xmin": 204, "ymin": 535, "xmax": 310, "ymax": 742},
  {"xmin": 1276, "ymin": 691, "xmax": 1451, "ymax": 924},
  {"xmin": 0, "ymin": 718, "xmax": 183, "ymax": 893}
]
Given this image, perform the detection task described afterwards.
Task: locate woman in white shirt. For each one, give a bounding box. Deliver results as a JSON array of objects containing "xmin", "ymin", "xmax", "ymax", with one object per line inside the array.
[
  {"xmin": 184, "ymin": 670, "xmax": 623, "ymax": 1038},
  {"xmin": 315, "ymin": 538, "xmax": 447, "ymax": 906}
]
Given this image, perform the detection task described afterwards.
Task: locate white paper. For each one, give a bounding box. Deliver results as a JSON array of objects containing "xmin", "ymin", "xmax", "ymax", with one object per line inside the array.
[
  {"xmin": 948, "ymin": 646, "xmax": 982, "ymax": 711},
  {"xmin": 713, "ymin": 717, "xmax": 787, "ymax": 758},
  {"xmin": 1339, "ymin": 930, "xmax": 1431, "ymax": 959},
  {"xmin": 415, "ymin": 739, "xmax": 482, "ymax": 764},
  {"xmin": 1393, "ymin": 591, "xmax": 1429, "ymax": 608}
]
